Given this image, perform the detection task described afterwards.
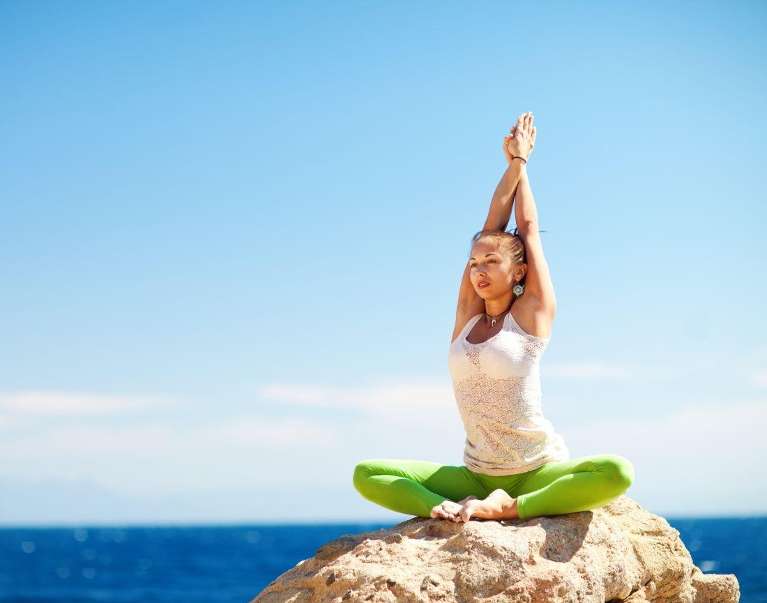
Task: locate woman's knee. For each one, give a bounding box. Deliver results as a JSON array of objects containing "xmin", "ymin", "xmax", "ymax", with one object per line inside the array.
[
  {"xmin": 599, "ymin": 454, "xmax": 635, "ymax": 492},
  {"xmin": 352, "ymin": 459, "xmax": 377, "ymax": 493}
]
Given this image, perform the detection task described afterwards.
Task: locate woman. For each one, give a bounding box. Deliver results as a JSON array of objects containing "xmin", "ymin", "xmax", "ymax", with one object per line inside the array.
[{"xmin": 353, "ymin": 112, "xmax": 634, "ymax": 523}]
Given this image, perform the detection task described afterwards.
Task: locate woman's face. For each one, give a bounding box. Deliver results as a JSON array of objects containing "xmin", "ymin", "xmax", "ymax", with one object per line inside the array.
[{"xmin": 469, "ymin": 239, "xmax": 516, "ymax": 297}]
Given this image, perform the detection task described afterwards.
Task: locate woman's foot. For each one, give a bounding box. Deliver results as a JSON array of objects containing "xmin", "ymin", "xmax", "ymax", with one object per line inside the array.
[
  {"xmin": 430, "ymin": 495, "xmax": 478, "ymax": 521},
  {"xmin": 456, "ymin": 490, "xmax": 519, "ymax": 522}
]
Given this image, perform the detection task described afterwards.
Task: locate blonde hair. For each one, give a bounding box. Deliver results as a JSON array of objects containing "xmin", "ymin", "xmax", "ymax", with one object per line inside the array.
[{"xmin": 469, "ymin": 228, "xmax": 526, "ymax": 265}]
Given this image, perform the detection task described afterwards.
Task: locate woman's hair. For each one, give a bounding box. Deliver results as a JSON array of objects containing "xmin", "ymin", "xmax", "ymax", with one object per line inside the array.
[{"xmin": 469, "ymin": 227, "xmax": 526, "ymax": 266}]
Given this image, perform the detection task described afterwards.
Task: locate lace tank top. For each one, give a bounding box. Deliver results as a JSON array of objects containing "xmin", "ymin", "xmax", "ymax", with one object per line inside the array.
[{"xmin": 447, "ymin": 310, "xmax": 570, "ymax": 475}]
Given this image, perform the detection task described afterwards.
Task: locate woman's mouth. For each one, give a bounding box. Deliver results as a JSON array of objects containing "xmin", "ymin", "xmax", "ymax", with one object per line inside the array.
[{"xmin": 478, "ymin": 281, "xmax": 490, "ymax": 288}]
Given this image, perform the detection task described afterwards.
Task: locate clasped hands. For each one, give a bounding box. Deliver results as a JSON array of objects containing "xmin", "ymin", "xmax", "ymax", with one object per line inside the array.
[{"xmin": 503, "ymin": 111, "xmax": 537, "ymax": 166}]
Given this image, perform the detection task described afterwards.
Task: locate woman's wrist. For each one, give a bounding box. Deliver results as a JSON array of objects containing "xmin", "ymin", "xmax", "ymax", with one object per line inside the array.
[{"xmin": 506, "ymin": 156, "xmax": 529, "ymax": 168}]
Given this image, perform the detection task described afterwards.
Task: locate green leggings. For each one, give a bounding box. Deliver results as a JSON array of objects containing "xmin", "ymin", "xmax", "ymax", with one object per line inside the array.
[{"xmin": 353, "ymin": 454, "xmax": 634, "ymax": 520}]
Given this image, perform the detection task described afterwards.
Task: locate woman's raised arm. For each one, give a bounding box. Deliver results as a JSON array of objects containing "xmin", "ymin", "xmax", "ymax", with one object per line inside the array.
[
  {"xmin": 498, "ymin": 112, "xmax": 556, "ymax": 315},
  {"xmin": 451, "ymin": 160, "xmax": 525, "ymax": 344},
  {"xmin": 483, "ymin": 111, "xmax": 534, "ymax": 231},
  {"xmin": 450, "ymin": 114, "xmax": 533, "ymax": 344},
  {"xmin": 482, "ymin": 160, "xmax": 525, "ymax": 232},
  {"xmin": 514, "ymin": 167, "xmax": 557, "ymax": 316}
]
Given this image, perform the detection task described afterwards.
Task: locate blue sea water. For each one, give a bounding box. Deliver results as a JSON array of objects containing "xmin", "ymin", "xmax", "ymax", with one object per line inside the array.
[{"xmin": 0, "ymin": 517, "xmax": 763, "ymax": 602}]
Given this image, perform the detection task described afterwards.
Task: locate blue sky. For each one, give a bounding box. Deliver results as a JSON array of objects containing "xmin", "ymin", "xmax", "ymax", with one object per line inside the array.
[{"xmin": 1, "ymin": 0, "xmax": 765, "ymax": 525}]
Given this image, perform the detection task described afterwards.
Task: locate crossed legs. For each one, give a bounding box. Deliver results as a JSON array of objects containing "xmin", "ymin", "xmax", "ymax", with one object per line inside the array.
[{"xmin": 353, "ymin": 454, "xmax": 635, "ymax": 521}]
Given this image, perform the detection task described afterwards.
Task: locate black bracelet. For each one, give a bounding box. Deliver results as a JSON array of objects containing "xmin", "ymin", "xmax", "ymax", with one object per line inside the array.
[{"xmin": 511, "ymin": 155, "xmax": 528, "ymax": 164}]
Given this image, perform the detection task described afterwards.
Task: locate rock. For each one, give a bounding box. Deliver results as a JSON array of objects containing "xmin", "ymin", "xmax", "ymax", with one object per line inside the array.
[{"xmin": 251, "ymin": 496, "xmax": 739, "ymax": 602}]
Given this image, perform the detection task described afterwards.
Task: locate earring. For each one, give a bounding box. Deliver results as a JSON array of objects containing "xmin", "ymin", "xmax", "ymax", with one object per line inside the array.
[{"xmin": 513, "ymin": 282, "xmax": 524, "ymax": 296}]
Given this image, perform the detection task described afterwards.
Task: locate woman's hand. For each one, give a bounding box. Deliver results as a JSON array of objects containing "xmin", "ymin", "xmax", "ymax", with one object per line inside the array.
[{"xmin": 503, "ymin": 111, "xmax": 536, "ymax": 165}]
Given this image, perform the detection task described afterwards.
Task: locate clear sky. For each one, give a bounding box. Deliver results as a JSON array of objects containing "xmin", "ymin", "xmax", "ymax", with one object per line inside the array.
[{"xmin": 1, "ymin": 1, "xmax": 765, "ymax": 525}]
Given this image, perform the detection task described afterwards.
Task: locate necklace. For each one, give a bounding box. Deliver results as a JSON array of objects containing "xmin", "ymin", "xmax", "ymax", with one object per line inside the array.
[{"xmin": 485, "ymin": 309, "xmax": 508, "ymax": 328}]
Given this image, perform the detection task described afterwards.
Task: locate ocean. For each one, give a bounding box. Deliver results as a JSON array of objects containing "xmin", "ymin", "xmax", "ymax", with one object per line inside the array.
[{"xmin": 0, "ymin": 516, "xmax": 763, "ymax": 602}]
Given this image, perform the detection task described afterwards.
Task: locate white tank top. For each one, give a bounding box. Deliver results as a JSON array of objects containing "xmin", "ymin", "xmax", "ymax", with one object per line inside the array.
[{"xmin": 447, "ymin": 310, "xmax": 570, "ymax": 475}]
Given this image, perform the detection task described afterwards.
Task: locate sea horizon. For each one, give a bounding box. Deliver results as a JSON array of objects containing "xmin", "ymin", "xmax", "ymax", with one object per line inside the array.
[{"xmin": 1, "ymin": 515, "xmax": 764, "ymax": 602}]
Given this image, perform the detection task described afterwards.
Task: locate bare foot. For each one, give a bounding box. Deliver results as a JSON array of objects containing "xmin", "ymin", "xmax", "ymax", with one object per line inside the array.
[
  {"xmin": 456, "ymin": 490, "xmax": 518, "ymax": 523},
  {"xmin": 430, "ymin": 495, "xmax": 478, "ymax": 522}
]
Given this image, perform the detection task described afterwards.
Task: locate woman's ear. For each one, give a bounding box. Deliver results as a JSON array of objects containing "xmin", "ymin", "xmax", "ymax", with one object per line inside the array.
[{"xmin": 517, "ymin": 263, "xmax": 528, "ymax": 281}]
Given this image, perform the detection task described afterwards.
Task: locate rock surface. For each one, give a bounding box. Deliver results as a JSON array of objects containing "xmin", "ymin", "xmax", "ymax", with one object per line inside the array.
[{"xmin": 251, "ymin": 496, "xmax": 739, "ymax": 602}]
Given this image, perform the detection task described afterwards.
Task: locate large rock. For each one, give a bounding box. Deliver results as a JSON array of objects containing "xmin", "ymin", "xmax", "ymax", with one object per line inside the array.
[{"xmin": 252, "ymin": 496, "xmax": 739, "ymax": 602}]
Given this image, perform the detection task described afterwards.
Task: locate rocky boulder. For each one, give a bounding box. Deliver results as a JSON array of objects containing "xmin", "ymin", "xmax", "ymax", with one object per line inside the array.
[{"xmin": 252, "ymin": 496, "xmax": 739, "ymax": 602}]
